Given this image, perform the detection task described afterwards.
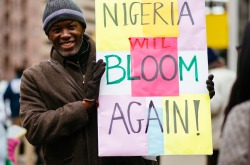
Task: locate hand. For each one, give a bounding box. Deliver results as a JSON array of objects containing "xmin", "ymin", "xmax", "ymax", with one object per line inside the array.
[
  {"xmin": 82, "ymin": 100, "xmax": 95, "ymax": 109},
  {"xmin": 84, "ymin": 59, "xmax": 106, "ymax": 101},
  {"xmin": 206, "ymin": 74, "xmax": 215, "ymax": 99}
]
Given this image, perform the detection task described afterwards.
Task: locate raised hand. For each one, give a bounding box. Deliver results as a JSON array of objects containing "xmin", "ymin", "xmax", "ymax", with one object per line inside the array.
[
  {"xmin": 84, "ymin": 59, "xmax": 106, "ymax": 101},
  {"xmin": 206, "ymin": 74, "xmax": 215, "ymax": 99}
]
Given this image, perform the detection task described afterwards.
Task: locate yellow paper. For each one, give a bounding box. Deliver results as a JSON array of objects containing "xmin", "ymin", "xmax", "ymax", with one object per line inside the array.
[
  {"xmin": 142, "ymin": 0, "xmax": 179, "ymax": 37},
  {"xmin": 96, "ymin": 0, "xmax": 179, "ymax": 51},
  {"xmin": 162, "ymin": 94, "xmax": 212, "ymax": 154}
]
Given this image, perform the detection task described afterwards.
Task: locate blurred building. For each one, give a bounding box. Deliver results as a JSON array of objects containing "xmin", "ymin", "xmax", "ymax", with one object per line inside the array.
[
  {"xmin": 205, "ymin": 0, "xmax": 248, "ymax": 68},
  {"xmin": 0, "ymin": 0, "xmax": 95, "ymax": 80}
]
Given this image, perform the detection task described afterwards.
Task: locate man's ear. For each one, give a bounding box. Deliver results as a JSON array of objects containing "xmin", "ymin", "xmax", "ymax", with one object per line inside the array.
[
  {"xmin": 48, "ymin": 35, "xmax": 52, "ymax": 41},
  {"xmin": 81, "ymin": 27, "xmax": 85, "ymax": 35}
]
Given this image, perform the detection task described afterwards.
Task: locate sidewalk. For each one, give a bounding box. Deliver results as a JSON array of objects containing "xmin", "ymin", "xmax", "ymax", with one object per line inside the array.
[{"xmin": 160, "ymin": 155, "xmax": 206, "ymax": 165}]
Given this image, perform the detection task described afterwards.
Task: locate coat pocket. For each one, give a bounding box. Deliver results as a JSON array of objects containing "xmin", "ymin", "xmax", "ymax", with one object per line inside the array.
[
  {"xmin": 44, "ymin": 154, "xmax": 74, "ymax": 165},
  {"xmin": 43, "ymin": 136, "xmax": 76, "ymax": 164}
]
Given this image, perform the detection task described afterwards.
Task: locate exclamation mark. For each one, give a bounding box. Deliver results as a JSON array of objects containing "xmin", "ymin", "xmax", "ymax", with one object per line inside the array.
[{"xmin": 194, "ymin": 100, "xmax": 200, "ymax": 136}]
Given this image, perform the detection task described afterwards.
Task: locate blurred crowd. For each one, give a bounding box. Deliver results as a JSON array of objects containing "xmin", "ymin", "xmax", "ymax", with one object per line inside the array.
[{"xmin": 0, "ymin": 66, "xmax": 43, "ymax": 165}]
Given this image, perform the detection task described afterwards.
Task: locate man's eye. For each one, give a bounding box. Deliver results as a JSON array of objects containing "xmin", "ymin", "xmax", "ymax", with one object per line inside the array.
[
  {"xmin": 68, "ymin": 26, "xmax": 75, "ymax": 30},
  {"xmin": 53, "ymin": 29, "xmax": 60, "ymax": 33}
]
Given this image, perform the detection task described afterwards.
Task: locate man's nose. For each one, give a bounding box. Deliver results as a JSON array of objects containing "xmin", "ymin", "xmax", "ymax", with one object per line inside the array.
[{"xmin": 61, "ymin": 29, "xmax": 70, "ymax": 38}]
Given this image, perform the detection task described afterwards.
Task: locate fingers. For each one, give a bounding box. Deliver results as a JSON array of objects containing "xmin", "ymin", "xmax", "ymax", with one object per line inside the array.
[
  {"xmin": 93, "ymin": 63, "xmax": 106, "ymax": 79},
  {"xmin": 92, "ymin": 59, "xmax": 102, "ymax": 71},
  {"xmin": 206, "ymin": 79, "xmax": 214, "ymax": 86},
  {"xmin": 91, "ymin": 59, "xmax": 105, "ymax": 72},
  {"xmin": 85, "ymin": 60, "xmax": 106, "ymax": 100},
  {"xmin": 206, "ymin": 84, "xmax": 214, "ymax": 91},
  {"xmin": 209, "ymin": 90, "xmax": 215, "ymax": 99},
  {"xmin": 206, "ymin": 74, "xmax": 214, "ymax": 86},
  {"xmin": 208, "ymin": 74, "xmax": 214, "ymax": 80},
  {"xmin": 96, "ymin": 59, "xmax": 106, "ymax": 70},
  {"xmin": 207, "ymin": 74, "xmax": 215, "ymax": 99},
  {"xmin": 87, "ymin": 59, "xmax": 106, "ymax": 83}
]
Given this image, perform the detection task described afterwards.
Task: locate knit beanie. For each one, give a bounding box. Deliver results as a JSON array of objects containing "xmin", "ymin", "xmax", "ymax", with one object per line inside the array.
[{"xmin": 42, "ymin": 0, "xmax": 86, "ymax": 35}]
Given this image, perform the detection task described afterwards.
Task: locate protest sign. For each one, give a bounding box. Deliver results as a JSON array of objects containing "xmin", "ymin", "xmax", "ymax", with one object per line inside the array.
[{"xmin": 96, "ymin": 0, "xmax": 212, "ymax": 156}]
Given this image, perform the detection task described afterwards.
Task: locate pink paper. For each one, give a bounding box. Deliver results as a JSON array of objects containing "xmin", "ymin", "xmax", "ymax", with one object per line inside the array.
[
  {"xmin": 178, "ymin": 0, "xmax": 207, "ymax": 50},
  {"xmin": 130, "ymin": 37, "xmax": 179, "ymax": 96},
  {"xmin": 98, "ymin": 95, "xmax": 148, "ymax": 156}
]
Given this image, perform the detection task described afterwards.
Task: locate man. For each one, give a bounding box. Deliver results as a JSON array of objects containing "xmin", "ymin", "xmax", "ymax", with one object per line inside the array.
[
  {"xmin": 206, "ymin": 48, "xmax": 235, "ymax": 165},
  {"xmin": 19, "ymin": 0, "xmax": 215, "ymax": 165}
]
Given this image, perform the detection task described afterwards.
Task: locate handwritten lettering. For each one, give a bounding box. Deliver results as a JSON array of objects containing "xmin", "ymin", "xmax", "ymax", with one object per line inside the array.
[
  {"xmin": 179, "ymin": 56, "xmax": 198, "ymax": 81},
  {"xmin": 103, "ymin": 2, "xmax": 194, "ymax": 27},
  {"xmin": 108, "ymin": 99, "xmax": 201, "ymax": 135},
  {"xmin": 104, "ymin": 54, "xmax": 198, "ymax": 84}
]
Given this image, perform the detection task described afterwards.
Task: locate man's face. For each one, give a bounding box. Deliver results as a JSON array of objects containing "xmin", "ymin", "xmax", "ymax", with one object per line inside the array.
[{"xmin": 48, "ymin": 20, "xmax": 84, "ymax": 57}]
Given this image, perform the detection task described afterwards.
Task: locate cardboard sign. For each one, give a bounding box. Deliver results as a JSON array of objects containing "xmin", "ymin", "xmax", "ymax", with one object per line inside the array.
[{"xmin": 96, "ymin": 0, "xmax": 212, "ymax": 156}]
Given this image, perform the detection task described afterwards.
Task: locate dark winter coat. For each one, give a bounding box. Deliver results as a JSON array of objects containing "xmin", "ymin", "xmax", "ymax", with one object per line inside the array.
[{"xmin": 20, "ymin": 34, "xmax": 155, "ymax": 165}]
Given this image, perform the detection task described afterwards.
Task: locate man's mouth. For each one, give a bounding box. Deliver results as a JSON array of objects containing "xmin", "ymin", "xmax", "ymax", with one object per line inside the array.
[
  {"xmin": 62, "ymin": 41, "xmax": 73, "ymax": 46},
  {"xmin": 61, "ymin": 41, "xmax": 74, "ymax": 49}
]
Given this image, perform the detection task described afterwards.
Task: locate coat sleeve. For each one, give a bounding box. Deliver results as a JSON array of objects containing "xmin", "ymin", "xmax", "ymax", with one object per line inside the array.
[{"xmin": 20, "ymin": 68, "xmax": 89, "ymax": 146}]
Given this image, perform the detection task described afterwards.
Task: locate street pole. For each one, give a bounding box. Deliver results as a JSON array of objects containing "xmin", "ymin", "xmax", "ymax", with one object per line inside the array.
[{"xmin": 227, "ymin": 0, "xmax": 239, "ymax": 71}]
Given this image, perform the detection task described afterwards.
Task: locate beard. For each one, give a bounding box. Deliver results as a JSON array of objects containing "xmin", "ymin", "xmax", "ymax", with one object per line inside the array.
[{"xmin": 55, "ymin": 35, "xmax": 83, "ymax": 57}]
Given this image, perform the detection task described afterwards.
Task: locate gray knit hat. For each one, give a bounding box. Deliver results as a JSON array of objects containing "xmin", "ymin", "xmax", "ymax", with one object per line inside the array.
[{"xmin": 42, "ymin": 0, "xmax": 86, "ymax": 35}]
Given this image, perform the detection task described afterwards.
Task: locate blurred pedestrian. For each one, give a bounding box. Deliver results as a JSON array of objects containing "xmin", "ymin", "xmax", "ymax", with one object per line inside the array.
[
  {"xmin": 19, "ymin": 0, "xmax": 215, "ymax": 165},
  {"xmin": 206, "ymin": 48, "xmax": 236, "ymax": 165},
  {"xmin": 4, "ymin": 66, "xmax": 24, "ymax": 126},
  {"xmin": 0, "ymin": 76, "xmax": 19, "ymax": 165},
  {"xmin": 218, "ymin": 21, "xmax": 250, "ymax": 165},
  {"xmin": 3, "ymin": 66, "xmax": 26, "ymax": 163}
]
